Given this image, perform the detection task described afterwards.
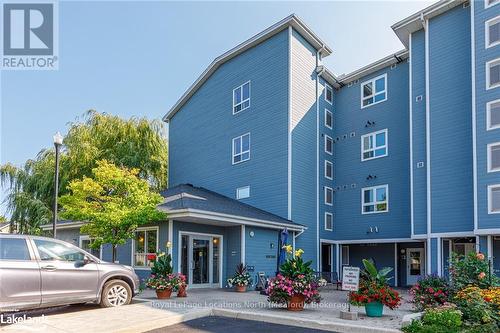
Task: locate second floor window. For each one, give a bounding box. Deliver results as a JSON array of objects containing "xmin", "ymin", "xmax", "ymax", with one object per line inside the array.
[
  {"xmin": 362, "ymin": 185, "xmax": 388, "ymax": 214},
  {"xmin": 487, "ymin": 99, "xmax": 500, "ymax": 130},
  {"xmin": 488, "ymin": 142, "xmax": 500, "ymax": 172},
  {"xmin": 325, "ymin": 84, "xmax": 333, "ymax": 104},
  {"xmin": 487, "ymin": 58, "xmax": 500, "ymax": 89},
  {"xmin": 325, "ymin": 135, "xmax": 333, "ymax": 155},
  {"xmin": 361, "ymin": 74, "xmax": 387, "ymax": 108},
  {"xmin": 361, "ymin": 129, "xmax": 388, "ymax": 161},
  {"xmin": 486, "ymin": 16, "xmax": 500, "ymax": 48},
  {"xmin": 325, "ymin": 109, "xmax": 333, "ymax": 129},
  {"xmin": 233, "ymin": 81, "xmax": 251, "ymax": 114},
  {"xmin": 232, "ymin": 133, "xmax": 250, "ymax": 164}
]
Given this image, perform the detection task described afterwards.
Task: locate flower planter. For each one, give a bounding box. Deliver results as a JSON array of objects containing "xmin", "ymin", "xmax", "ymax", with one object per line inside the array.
[
  {"xmin": 156, "ymin": 288, "xmax": 172, "ymax": 299},
  {"xmin": 235, "ymin": 285, "xmax": 247, "ymax": 293},
  {"xmin": 287, "ymin": 294, "xmax": 305, "ymax": 311},
  {"xmin": 365, "ymin": 301, "xmax": 383, "ymax": 317},
  {"xmin": 177, "ymin": 285, "xmax": 187, "ymax": 297}
]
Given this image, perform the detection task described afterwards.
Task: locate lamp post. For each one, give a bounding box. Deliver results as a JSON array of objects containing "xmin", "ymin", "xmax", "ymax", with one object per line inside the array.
[{"xmin": 52, "ymin": 132, "xmax": 63, "ymax": 238}]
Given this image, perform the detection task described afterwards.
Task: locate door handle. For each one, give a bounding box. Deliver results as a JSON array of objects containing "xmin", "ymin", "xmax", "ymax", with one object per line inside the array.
[{"xmin": 41, "ymin": 265, "xmax": 57, "ymax": 271}]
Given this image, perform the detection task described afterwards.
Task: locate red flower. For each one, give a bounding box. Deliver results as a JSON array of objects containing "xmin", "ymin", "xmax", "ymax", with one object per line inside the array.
[{"xmin": 147, "ymin": 254, "xmax": 157, "ymax": 261}]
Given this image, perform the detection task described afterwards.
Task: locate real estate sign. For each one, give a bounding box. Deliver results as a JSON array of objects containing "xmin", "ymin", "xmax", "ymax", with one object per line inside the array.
[{"xmin": 341, "ymin": 266, "xmax": 360, "ymax": 291}]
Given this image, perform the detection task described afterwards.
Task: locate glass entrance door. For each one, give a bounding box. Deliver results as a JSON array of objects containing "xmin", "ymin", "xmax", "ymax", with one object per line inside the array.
[
  {"xmin": 180, "ymin": 233, "xmax": 222, "ymax": 288},
  {"xmin": 406, "ymin": 248, "xmax": 424, "ymax": 285}
]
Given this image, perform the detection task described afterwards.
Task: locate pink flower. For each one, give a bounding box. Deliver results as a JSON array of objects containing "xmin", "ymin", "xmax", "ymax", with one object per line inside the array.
[
  {"xmin": 476, "ymin": 253, "xmax": 485, "ymax": 261},
  {"xmin": 478, "ymin": 272, "xmax": 486, "ymax": 279}
]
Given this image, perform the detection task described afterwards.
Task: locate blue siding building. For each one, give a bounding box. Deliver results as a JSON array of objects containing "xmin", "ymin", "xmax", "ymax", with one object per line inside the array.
[{"xmin": 48, "ymin": 0, "xmax": 500, "ymax": 287}]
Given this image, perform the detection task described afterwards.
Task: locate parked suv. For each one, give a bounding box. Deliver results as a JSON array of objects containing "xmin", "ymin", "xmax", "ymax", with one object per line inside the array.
[{"xmin": 0, "ymin": 234, "xmax": 140, "ymax": 312}]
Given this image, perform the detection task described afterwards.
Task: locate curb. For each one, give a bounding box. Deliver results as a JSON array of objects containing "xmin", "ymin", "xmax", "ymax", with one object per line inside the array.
[{"xmin": 211, "ymin": 308, "xmax": 402, "ymax": 333}]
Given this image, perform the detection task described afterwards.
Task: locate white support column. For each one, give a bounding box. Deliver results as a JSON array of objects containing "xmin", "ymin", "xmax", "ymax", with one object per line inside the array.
[
  {"xmin": 331, "ymin": 244, "xmax": 334, "ymax": 273},
  {"xmin": 336, "ymin": 244, "xmax": 340, "ymax": 275},
  {"xmin": 437, "ymin": 237, "xmax": 442, "ymax": 276},
  {"xmin": 167, "ymin": 219, "xmax": 173, "ymax": 256},
  {"xmin": 241, "ymin": 225, "xmax": 246, "ymax": 265},
  {"xmin": 394, "ymin": 243, "xmax": 398, "ymax": 287},
  {"xmin": 292, "ymin": 231, "xmax": 296, "ymax": 252},
  {"xmin": 487, "ymin": 235, "xmax": 493, "ymax": 261}
]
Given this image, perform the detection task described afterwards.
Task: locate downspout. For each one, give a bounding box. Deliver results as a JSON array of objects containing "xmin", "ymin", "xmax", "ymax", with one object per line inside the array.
[{"xmin": 316, "ymin": 49, "xmax": 321, "ymax": 272}]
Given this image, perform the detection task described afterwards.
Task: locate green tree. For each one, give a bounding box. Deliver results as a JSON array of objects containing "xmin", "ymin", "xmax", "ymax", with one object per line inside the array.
[
  {"xmin": 59, "ymin": 160, "xmax": 166, "ymax": 262},
  {"xmin": 0, "ymin": 216, "xmax": 7, "ymax": 222},
  {"xmin": 0, "ymin": 110, "xmax": 168, "ymax": 234}
]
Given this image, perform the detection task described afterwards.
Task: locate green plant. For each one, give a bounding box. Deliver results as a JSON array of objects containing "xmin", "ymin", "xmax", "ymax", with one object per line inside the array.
[
  {"xmin": 361, "ymin": 259, "xmax": 393, "ymax": 285},
  {"xmin": 410, "ymin": 274, "xmax": 451, "ymax": 311},
  {"xmin": 423, "ymin": 307, "xmax": 462, "ymax": 330},
  {"xmin": 150, "ymin": 252, "xmax": 173, "ymax": 276},
  {"xmin": 146, "ymin": 273, "xmax": 179, "ymax": 291},
  {"xmin": 227, "ymin": 263, "xmax": 252, "ymax": 287},
  {"xmin": 449, "ymin": 252, "xmax": 499, "ymax": 291},
  {"xmin": 454, "ymin": 287, "xmax": 499, "ymax": 327}
]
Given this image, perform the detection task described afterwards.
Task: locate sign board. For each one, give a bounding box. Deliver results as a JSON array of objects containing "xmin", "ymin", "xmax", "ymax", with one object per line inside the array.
[{"xmin": 341, "ymin": 266, "xmax": 360, "ymax": 291}]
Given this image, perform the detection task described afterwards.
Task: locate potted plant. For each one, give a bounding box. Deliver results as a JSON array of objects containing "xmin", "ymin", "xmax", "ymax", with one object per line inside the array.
[
  {"xmin": 227, "ymin": 263, "xmax": 252, "ymax": 292},
  {"xmin": 146, "ymin": 252, "xmax": 179, "ymax": 299},
  {"xmin": 267, "ymin": 247, "xmax": 321, "ymax": 311},
  {"xmin": 176, "ymin": 273, "xmax": 187, "ymax": 297},
  {"xmin": 350, "ymin": 259, "xmax": 401, "ymax": 317}
]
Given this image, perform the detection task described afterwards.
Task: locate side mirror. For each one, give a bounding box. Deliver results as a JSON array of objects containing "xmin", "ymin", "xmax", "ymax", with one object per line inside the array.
[{"xmin": 75, "ymin": 256, "xmax": 92, "ymax": 268}]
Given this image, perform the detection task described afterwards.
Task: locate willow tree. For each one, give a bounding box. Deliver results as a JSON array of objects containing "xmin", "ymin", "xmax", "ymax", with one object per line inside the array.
[{"xmin": 0, "ymin": 110, "xmax": 168, "ymax": 234}]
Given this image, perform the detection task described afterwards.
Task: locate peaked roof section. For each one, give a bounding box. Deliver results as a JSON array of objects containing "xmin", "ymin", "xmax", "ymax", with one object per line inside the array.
[
  {"xmin": 163, "ymin": 14, "xmax": 333, "ymax": 122},
  {"xmin": 158, "ymin": 184, "xmax": 304, "ymax": 231},
  {"xmin": 391, "ymin": 0, "xmax": 467, "ymax": 47}
]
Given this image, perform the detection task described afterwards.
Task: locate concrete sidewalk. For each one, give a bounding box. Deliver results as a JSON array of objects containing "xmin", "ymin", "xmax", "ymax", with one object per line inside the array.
[{"xmin": 1, "ymin": 288, "xmax": 412, "ymax": 333}]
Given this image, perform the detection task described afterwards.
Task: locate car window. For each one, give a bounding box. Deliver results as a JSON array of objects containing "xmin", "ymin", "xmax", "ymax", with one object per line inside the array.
[
  {"xmin": 34, "ymin": 239, "xmax": 85, "ymax": 262},
  {"xmin": 0, "ymin": 238, "xmax": 31, "ymax": 260}
]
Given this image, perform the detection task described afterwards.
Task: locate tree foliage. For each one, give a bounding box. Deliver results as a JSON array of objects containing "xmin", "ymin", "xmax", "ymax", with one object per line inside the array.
[
  {"xmin": 0, "ymin": 110, "xmax": 168, "ymax": 234},
  {"xmin": 59, "ymin": 160, "xmax": 166, "ymax": 261}
]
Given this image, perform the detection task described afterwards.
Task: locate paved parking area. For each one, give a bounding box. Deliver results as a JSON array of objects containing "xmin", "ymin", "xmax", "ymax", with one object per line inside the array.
[{"xmin": 146, "ymin": 316, "xmax": 336, "ymax": 333}]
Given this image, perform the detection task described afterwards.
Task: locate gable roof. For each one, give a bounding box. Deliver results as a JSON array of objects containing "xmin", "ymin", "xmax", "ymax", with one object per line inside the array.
[
  {"xmin": 163, "ymin": 14, "xmax": 332, "ymax": 122},
  {"xmin": 158, "ymin": 184, "xmax": 304, "ymax": 231}
]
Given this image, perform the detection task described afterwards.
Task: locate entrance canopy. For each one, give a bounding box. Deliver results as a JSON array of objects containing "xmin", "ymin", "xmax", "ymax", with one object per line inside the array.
[{"xmin": 158, "ymin": 184, "xmax": 304, "ymax": 232}]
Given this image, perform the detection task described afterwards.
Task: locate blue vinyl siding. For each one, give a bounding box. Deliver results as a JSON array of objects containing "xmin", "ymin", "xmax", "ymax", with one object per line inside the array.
[
  {"xmin": 333, "ymin": 62, "xmax": 410, "ymax": 241},
  {"xmin": 348, "ymin": 243, "xmax": 396, "ymax": 286},
  {"xmin": 411, "ymin": 29, "xmax": 428, "ymax": 236},
  {"xmin": 245, "ymin": 227, "xmax": 280, "ymax": 280},
  {"xmin": 475, "ymin": 0, "xmax": 500, "ymax": 230},
  {"xmin": 169, "ymin": 29, "xmax": 289, "ymax": 219},
  {"xmin": 428, "ymin": 5, "xmax": 473, "ymax": 233}
]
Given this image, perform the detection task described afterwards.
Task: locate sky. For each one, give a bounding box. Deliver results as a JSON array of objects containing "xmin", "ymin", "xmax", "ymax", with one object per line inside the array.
[{"xmin": 0, "ymin": 0, "xmax": 434, "ymax": 216}]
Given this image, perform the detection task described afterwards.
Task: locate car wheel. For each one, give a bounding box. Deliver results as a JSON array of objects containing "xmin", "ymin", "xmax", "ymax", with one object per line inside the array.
[{"xmin": 100, "ymin": 280, "xmax": 132, "ymax": 308}]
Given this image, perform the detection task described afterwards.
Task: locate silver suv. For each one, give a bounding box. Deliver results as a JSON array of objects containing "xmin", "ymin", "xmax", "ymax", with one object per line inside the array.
[{"xmin": 0, "ymin": 234, "xmax": 140, "ymax": 312}]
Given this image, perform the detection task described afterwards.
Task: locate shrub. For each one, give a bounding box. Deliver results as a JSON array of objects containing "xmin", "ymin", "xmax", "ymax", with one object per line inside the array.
[
  {"xmin": 410, "ymin": 274, "xmax": 451, "ymax": 311},
  {"xmin": 454, "ymin": 286, "xmax": 499, "ymax": 328},
  {"xmin": 449, "ymin": 252, "xmax": 499, "ymax": 291},
  {"xmin": 402, "ymin": 305, "xmax": 462, "ymax": 333}
]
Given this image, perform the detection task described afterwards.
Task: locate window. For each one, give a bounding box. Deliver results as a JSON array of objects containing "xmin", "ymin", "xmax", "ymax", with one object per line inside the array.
[
  {"xmin": 487, "ymin": 99, "xmax": 500, "ymax": 130},
  {"xmin": 488, "ymin": 142, "xmax": 500, "ymax": 172},
  {"xmin": 361, "ymin": 74, "xmax": 387, "ymax": 108},
  {"xmin": 233, "ymin": 81, "xmax": 250, "ymax": 114},
  {"xmin": 325, "ymin": 84, "xmax": 333, "ymax": 104},
  {"xmin": 34, "ymin": 239, "xmax": 85, "ymax": 261},
  {"xmin": 324, "ymin": 160, "xmax": 333, "ymax": 179},
  {"xmin": 488, "ymin": 184, "xmax": 500, "ymax": 214},
  {"xmin": 324, "ymin": 186, "xmax": 333, "ymax": 206},
  {"xmin": 325, "ymin": 109, "xmax": 333, "ymax": 129},
  {"xmin": 79, "ymin": 236, "xmax": 101, "ymax": 258},
  {"xmin": 341, "ymin": 245, "xmax": 349, "ymax": 266},
  {"xmin": 486, "ymin": 0, "xmax": 500, "ymax": 8},
  {"xmin": 362, "ymin": 185, "xmax": 388, "ymax": 214},
  {"xmin": 361, "ymin": 129, "xmax": 388, "ymax": 161},
  {"xmin": 236, "ymin": 186, "xmax": 250, "ymax": 199},
  {"xmin": 232, "ymin": 133, "xmax": 250, "ymax": 164},
  {"xmin": 487, "ymin": 58, "xmax": 500, "ymax": 89},
  {"xmin": 133, "ymin": 227, "xmax": 158, "ymax": 267},
  {"xmin": 324, "ymin": 212, "xmax": 333, "ymax": 231},
  {"xmin": 486, "ymin": 16, "xmax": 500, "ymax": 48},
  {"xmin": 0, "ymin": 238, "xmax": 30, "ymax": 260},
  {"xmin": 324, "ymin": 135, "xmax": 333, "ymax": 155}
]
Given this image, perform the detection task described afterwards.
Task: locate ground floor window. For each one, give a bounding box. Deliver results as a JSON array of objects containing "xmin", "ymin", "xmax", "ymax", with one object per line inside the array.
[
  {"xmin": 341, "ymin": 245, "xmax": 349, "ymax": 266},
  {"xmin": 452, "ymin": 238, "xmax": 476, "ymax": 256},
  {"xmin": 133, "ymin": 227, "xmax": 158, "ymax": 267},
  {"xmin": 79, "ymin": 235, "xmax": 101, "ymax": 259}
]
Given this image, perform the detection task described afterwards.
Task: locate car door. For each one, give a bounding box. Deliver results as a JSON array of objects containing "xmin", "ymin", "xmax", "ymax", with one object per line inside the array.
[
  {"xmin": 0, "ymin": 236, "xmax": 41, "ymax": 311},
  {"xmin": 32, "ymin": 238, "xmax": 99, "ymax": 306}
]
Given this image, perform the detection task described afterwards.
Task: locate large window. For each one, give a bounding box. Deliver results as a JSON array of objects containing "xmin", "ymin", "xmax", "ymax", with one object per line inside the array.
[
  {"xmin": 324, "ymin": 212, "xmax": 333, "ymax": 231},
  {"xmin": 79, "ymin": 236, "xmax": 101, "ymax": 259},
  {"xmin": 325, "ymin": 84, "xmax": 333, "ymax": 104},
  {"xmin": 488, "ymin": 142, "xmax": 500, "ymax": 172},
  {"xmin": 487, "ymin": 99, "xmax": 500, "ymax": 130},
  {"xmin": 325, "ymin": 109, "xmax": 333, "ymax": 129},
  {"xmin": 232, "ymin": 133, "xmax": 250, "ymax": 164},
  {"xmin": 361, "ymin": 129, "xmax": 388, "ymax": 161},
  {"xmin": 325, "ymin": 160, "xmax": 333, "ymax": 179},
  {"xmin": 362, "ymin": 185, "xmax": 388, "ymax": 214},
  {"xmin": 0, "ymin": 238, "xmax": 30, "ymax": 260},
  {"xmin": 133, "ymin": 227, "xmax": 158, "ymax": 267},
  {"xmin": 233, "ymin": 81, "xmax": 250, "ymax": 114},
  {"xmin": 324, "ymin": 135, "xmax": 333, "ymax": 155},
  {"xmin": 487, "ymin": 58, "xmax": 500, "ymax": 89},
  {"xmin": 489, "ymin": 184, "xmax": 500, "ymax": 214},
  {"xmin": 361, "ymin": 74, "xmax": 387, "ymax": 108},
  {"xmin": 34, "ymin": 239, "xmax": 85, "ymax": 261},
  {"xmin": 486, "ymin": 16, "xmax": 500, "ymax": 48},
  {"xmin": 324, "ymin": 186, "xmax": 333, "ymax": 206}
]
